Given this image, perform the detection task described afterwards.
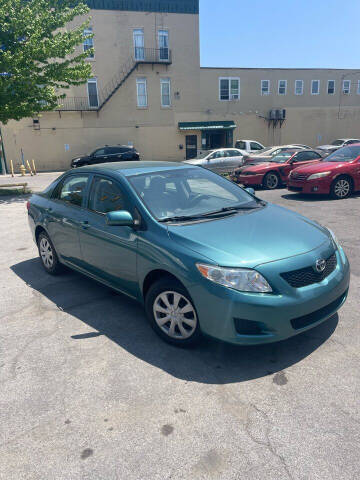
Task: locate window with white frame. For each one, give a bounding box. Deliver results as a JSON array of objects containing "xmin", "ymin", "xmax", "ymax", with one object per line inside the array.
[
  {"xmin": 311, "ymin": 80, "xmax": 320, "ymax": 95},
  {"xmin": 87, "ymin": 78, "xmax": 98, "ymax": 108},
  {"xmin": 295, "ymin": 80, "xmax": 303, "ymax": 95},
  {"xmin": 327, "ymin": 80, "xmax": 335, "ymax": 95},
  {"xmin": 136, "ymin": 77, "xmax": 147, "ymax": 107},
  {"xmin": 133, "ymin": 29, "xmax": 145, "ymax": 60},
  {"xmin": 160, "ymin": 78, "xmax": 171, "ymax": 107},
  {"xmin": 342, "ymin": 80, "xmax": 351, "ymax": 94},
  {"xmin": 278, "ymin": 80, "xmax": 287, "ymax": 95},
  {"xmin": 219, "ymin": 77, "xmax": 240, "ymax": 101},
  {"xmin": 357, "ymin": 80, "xmax": 360, "ymax": 95},
  {"xmin": 261, "ymin": 80, "xmax": 270, "ymax": 95},
  {"xmin": 158, "ymin": 30, "xmax": 169, "ymax": 61},
  {"xmin": 83, "ymin": 27, "xmax": 94, "ymax": 58}
]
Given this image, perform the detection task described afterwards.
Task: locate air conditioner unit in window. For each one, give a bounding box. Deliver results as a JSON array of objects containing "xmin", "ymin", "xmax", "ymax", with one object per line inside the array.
[
  {"xmin": 230, "ymin": 94, "xmax": 239, "ymax": 100},
  {"xmin": 269, "ymin": 109, "xmax": 277, "ymax": 120}
]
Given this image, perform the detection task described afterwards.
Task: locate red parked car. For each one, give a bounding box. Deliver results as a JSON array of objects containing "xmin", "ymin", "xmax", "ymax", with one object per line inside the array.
[
  {"xmin": 287, "ymin": 144, "xmax": 360, "ymax": 199},
  {"xmin": 233, "ymin": 149, "xmax": 322, "ymax": 190}
]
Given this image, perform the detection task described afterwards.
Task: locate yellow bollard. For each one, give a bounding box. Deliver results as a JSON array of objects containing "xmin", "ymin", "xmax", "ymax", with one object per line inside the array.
[
  {"xmin": 10, "ymin": 159, "xmax": 14, "ymax": 177},
  {"xmin": 19, "ymin": 164, "xmax": 26, "ymax": 176},
  {"xmin": 31, "ymin": 159, "xmax": 37, "ymax": 175},
  {"xmin": 26, "ymin": 160, "xmax": 33, "ymax": 176}
]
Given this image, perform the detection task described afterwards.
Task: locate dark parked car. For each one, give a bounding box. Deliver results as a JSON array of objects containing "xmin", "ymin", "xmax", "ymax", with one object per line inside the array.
[{"xmin": 71, "ymin": 145, "xmax": 139, "ymax": 168}]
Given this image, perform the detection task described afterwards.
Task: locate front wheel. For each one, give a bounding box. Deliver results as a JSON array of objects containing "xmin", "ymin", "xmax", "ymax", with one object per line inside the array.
[
  {"xmin": 145, "ymin": 278, "xmax": 201, "ymax": 347},
  {"xmin": 330, "ymin": 176, "xmax": 353, "ymax": 199},
  {"xmin": 263, "ymin": 172, "xmax": 280, "ymax": 190}
]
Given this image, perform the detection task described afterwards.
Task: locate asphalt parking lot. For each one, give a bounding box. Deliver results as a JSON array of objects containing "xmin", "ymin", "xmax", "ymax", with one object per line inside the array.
[{"xmin": 0, "ymin": 175, "xmax": 359, "ymax": 480}]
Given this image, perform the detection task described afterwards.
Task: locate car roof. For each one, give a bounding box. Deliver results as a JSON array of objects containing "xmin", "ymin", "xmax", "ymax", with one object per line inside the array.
[{"xmin": 74, "ymin": 161, "xmax": 192, "ymax": 176}]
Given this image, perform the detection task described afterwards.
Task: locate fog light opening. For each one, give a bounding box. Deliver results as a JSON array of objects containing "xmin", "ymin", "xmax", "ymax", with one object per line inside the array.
[{"xmin": 233, "ymin": 318, "xmax": 268, "ymax": 336}]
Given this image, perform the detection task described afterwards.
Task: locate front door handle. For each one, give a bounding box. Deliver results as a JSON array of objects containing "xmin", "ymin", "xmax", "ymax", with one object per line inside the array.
[
  {"xmin": 46, "ymin": 207, "xmax": 53, "ymax": 213},
  {"xmin": 81, "ymin": 220, "xmax": 90, "ymax": 229}
]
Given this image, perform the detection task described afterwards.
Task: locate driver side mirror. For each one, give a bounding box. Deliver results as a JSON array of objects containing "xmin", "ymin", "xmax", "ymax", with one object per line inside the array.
[
  {"xmin": 245, "ymin": 187, "xmax": 255, "ymax": 195},
  {"xmin": 106, "ymin": 210, "xmax": 134, "ymax": 227}
]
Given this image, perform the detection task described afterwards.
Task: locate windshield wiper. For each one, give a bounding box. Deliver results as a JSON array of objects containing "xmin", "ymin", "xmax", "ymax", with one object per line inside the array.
[{"xmin": 159, "ymin": 203, "xmax": 264, "ymax": 223}]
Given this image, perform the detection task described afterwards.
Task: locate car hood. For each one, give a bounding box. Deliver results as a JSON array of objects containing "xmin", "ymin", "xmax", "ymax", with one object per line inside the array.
[
  {"xmin": 317, "ymin": 145, "xmax": 338, "ymax": 150},
  {"xmin": 72, "ymin": 155, "xmax": 89, "ymax": 163},
  {"xmin": 167, "ymin": 204, "xmax": 330, "ymax": 268},
  {"xmin": 242, "ymin": 162, "xmax": 283, "ymax": 173},
  {"xmin": 292, "ymin": 161, "xmax": 345, "ymax": 174}
]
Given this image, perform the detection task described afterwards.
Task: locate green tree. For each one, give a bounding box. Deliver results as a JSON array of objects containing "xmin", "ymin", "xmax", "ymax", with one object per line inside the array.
[{"xmin": 0, "ymin": 0, "xmax": 93, "ymax": 123}]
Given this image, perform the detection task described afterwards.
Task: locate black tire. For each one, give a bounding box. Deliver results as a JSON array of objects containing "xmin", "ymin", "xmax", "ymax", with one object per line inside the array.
[
  {"xmin": 263, "ymin": 172, "xmax": 281, "ymax": 190},
  {"xmin": 145, "ymin": 277, "xmax": 202, "ymax": 347},
  {"xmin": 330, "ymin": 175, "xmax": 353, "ymax": 199},
  {"xmin": 37, "ymin": 231, "xmax": 63, "ymax": 275}
]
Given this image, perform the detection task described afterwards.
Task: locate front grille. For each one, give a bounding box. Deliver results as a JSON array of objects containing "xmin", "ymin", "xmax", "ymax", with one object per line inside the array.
[
  {"xmin": 290, "ymin": 290, "xmax": 348, "ymax": 330},
  {"xmin": 288, "ymin": 186, "xmax": 303, "ymax": 192},
  {"xmin": 291, "ymin": 173, "xmax": 308, "ymax": 181},
  {"xmin": 281, "ymin": 253, "xmax": 337, "ymax": 288}
]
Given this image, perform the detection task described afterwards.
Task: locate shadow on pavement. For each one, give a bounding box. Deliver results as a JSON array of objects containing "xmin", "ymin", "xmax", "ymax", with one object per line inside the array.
[
  {"xmin": 11, "ymin": 258, "xmax": 338, "ymax": 385},
  {"xmin": 282, "ymin": 192, "xmax": 360, "ymax": 202}
]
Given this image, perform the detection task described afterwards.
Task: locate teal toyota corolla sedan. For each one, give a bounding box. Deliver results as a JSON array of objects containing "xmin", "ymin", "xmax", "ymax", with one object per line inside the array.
[{"xmin": 27, "ymin": 162, "xmax": 350, "ymax": 346}]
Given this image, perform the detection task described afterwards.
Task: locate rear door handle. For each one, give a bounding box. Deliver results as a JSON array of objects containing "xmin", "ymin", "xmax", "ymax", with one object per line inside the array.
[{"xmin": 81, "ymin": 220, "xmax": 90, "ymax": 229}]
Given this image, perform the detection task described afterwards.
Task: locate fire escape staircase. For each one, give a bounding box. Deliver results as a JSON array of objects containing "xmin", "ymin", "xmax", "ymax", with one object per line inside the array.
[{"xmin": 56, "ymin": 48, "xmax": 172, "ymax": 112}]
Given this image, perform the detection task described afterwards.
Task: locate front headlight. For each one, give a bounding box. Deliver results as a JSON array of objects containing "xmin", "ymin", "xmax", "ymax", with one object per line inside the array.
[
  {"xmin": 326, "ymin": 228, "xmax": 341, "ymax": 249},
  {"xmin": 196, "ymin": 263, "xmax": 272, "ymax": 293},
  {"xmin": 308, "ymin": 171, "xmax": 331, "ymax": 180}
]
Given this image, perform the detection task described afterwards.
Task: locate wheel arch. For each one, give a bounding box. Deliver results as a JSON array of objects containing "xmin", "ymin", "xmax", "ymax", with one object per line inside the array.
[
  {"xmin": 332, "ymin": 173, "xmax": 354, "ymax": 187},
  {"xmin": 35, "ymin": 225, "xmax": 47, "ymax": 243},
  {"xmin": 142, "ymin": 269, "xmax": 187, "ymax": 300}
]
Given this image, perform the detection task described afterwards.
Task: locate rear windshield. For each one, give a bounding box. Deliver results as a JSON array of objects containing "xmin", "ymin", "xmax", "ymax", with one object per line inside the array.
[
  {"xmin": 331, "ymin": 140, "xmax": 344, "ymax": 146},
  {"xmin": 324, "ymin": 145, "xmax": 360, "ymax": 162}
]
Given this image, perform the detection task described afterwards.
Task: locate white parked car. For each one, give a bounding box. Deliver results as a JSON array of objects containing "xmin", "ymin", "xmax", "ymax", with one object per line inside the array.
[
  {"xmin": 234, "ymin": 139, "xmax": 265, "ymax": 152},
  {"xmin": 183, "ymin": 148, "xmax": 245, "ymax": 174},
  {"xmin": 317, "ymin": 138, "xmax": 360, "ymax": 154}
]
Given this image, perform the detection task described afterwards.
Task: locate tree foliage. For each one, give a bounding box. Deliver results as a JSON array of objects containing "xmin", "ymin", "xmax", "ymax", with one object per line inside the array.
[{"xmin": 0, "ymin": 0, "xmax": 93, "ymax": 123}]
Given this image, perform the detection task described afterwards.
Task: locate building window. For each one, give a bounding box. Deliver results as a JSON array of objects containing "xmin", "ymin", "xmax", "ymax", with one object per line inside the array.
[
  {"xmin": 160, "ymin": 78, "xmax": 171, "ymax": 107},
  {"xmin": 311, "ymin": 80, "xmax": 320, "ymax": 95},
  {"xmin": 261, "ymin": 80, "xmax": 270, "ymax": 95},
  {"xmin": 342, "ymin": 80, "xmax": 351, "ymax": 95},
  {"xmin": 219, "ymin": 77, "xmax": 240, "ymax": 101},
  {"xmin": 357, "ymin": 80, "xmax": 360, "ymax": 95},
  {"xmin": 133, "ymin": 29, "xmax": 145, "ymax": 60},
  {"xmin": 136, "ymin": 78, "xmax": 147, "ymax": 107},
  {"xmin": 278, "ymin": 80, "xmax": 287, "ymax": 95},
  {"xmin": 158, "ymin": 30, "xmax": 169, "ymax": 61},
  {"xmin": 87, "ymin": 78, "xmax": 99, "ymax": 108},
  {"xmin": 327, "ymin": 80, "xmax": 335, "ymax": 95},
  {"xmin": 295, "ymin": 80, "xmax": 303, "ymax": 95},
  {"xmin": 83, "ymin": 27, "xmax": 94, "ymax": 58}
]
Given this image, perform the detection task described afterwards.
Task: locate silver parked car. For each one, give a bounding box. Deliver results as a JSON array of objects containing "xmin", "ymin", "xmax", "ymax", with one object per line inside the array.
[{"xmin": 183, "ymin": 148, "xmax": 245, "ymax": 174}]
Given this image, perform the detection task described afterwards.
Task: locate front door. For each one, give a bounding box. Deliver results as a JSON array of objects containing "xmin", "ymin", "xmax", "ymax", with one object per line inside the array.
[
  {"xmin": 186, "ymin": 135, "xmax": 197, "ymax": 160},
  {"xmin": 46, "ymin": 174, "xmax": 90, "ymax": 266},
  {"xmin": 280, "ymin": 151, "xmax": 322, "ymax": 180},
  {"xmin": 79, "ymin": 175, "xmax": 138, "ymax": 297}
]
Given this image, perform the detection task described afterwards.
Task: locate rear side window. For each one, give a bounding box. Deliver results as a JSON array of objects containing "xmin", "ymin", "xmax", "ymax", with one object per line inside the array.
[
  {"xmin": 88, "ymin": 177, "xmax": 126, "ymax": 214},
  {"xmin": 57, "ymin": 175, "xmax": 89, "ymax": 207},
  {"xmin": 107, "ymin": 147, "xmax": 130, "ymax": 154},
  {"xmin": 236, "ymin": 141, "xmax": 246, "ymax": 149}
]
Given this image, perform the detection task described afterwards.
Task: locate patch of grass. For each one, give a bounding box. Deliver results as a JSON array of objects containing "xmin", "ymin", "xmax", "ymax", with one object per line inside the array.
[{"xmin": 0, "ymin": 187, "xmax": 32, "ymax": 196}]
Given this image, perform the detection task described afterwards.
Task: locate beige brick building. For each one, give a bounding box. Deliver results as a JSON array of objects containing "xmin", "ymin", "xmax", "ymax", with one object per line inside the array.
[{"xmin": 2, "ymin": 0, "xmax": 360, "ymax": 173}]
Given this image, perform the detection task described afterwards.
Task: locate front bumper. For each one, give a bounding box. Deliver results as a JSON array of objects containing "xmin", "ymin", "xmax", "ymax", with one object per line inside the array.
[
  {"xmin": 287, "ymin": 178, "xmax": 332, "ymax": 194},
  {"xmin": 189, "ymin": 246, "xmax": 350, "ymax": 345}
]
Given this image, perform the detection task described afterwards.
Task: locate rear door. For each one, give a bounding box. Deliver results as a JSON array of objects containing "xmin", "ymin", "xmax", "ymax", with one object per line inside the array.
[
  {"xmin": 90, "ymin": 148, "xmax": 109, "ymax": 165},
  {"xmin": 78, "ymin": 175, "xmax": 138, "ymax": 296},
  {"xmin": 46, "ymin": 174, "xmax": 90, "ymax": 266},
  {"xmin": 222, "ymin": 149, "xmax": 244, "ymax": 172}
]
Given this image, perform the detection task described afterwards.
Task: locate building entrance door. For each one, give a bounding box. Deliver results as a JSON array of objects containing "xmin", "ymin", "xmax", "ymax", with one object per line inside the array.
[{"xmin": 186, "ymin": 135, "xmax": 198, "ymax": 159}]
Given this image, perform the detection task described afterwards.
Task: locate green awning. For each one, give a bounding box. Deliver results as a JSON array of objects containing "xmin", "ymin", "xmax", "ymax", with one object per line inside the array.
[{"xmin": 178, "ymin": 121, "xmax": 236, "ymax": 131}]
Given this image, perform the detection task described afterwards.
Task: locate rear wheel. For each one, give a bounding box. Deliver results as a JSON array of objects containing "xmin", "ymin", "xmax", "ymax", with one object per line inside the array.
[
  {"xmin": 37, "ymin": 231, "xmax": 63, "ymax": 275},
  {"xmin": 263, "ymin": 172, "xmax": 280, "ymax": 190},
  {"xmin": 330, "ymin": 175, "xmax": 353, "ymax": 199},
  {"xmin": 145, "ymin": 278, "xmax": 201, "ymax": 347}
]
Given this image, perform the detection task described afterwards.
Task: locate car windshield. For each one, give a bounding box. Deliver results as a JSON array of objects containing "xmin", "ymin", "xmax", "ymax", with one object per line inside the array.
[
  {"xmin": 269, "ymin": 152, "xmax": 294, "ymax": 163},
  {"xmin": 324, "ymin": 145, "xmax": 360, "ymax": 162},
  {"xmin": 331, "ymin": 140, "xmax": 345, "ymax": 146},
  {"xmin": 196, "ymin": 151, "xmax": 214, "ymax": 159},
  {"xmin": 127, "ymin": 167, "xmax": 261, "ymax": 221}
]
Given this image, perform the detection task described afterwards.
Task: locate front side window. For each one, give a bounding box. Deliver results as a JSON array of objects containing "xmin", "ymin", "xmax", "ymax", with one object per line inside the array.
[
  {"xmin": 261, "ymin": 80, "xmax": 270, "ymax": 95},
  {"xmin": 219, "ymin": 77, "xmax": 240, "ymax": 101},
  {"xmin": 160, "ymin": 78, "xmax": 171, "ymax": 107},
  {"xmin": 295, "ymin": 80, "xmax": 303, "ymax": 95},
  {"xmin": 92, "ymin": 148, "xmax": 106, "ymax": 157},
  {"xmin": 342, "ymin": 80, "xmax": 351, "ymax": 94},
  {"xmin": 158, "ymin": 29, "xmax": 169, "ymax": 60},
  {"xmin": 311, "ymin": 80, "xmax": 320, "ymax": 95},
  {"xmin": 58, "ymin": 175, "xmax": 89, "ymax": 207},
  {"xmin": 89, "ymin": 177, "xmax": 126, "ymax": 214},
  {"xmin": 133, "ymin": 29, "xmax": 144, "ymax": 60},
  {"xmin": 136, "ymin": 78, "xmax": 147, "ymax": 107},
  {"xmin": 250, "ymin": 142, "xmax": 263, "ymax": 150},
  {"xmin": 327, "ymin": 80, "xmax": 335, "ymax": 95},
  {"xmin": 83, "ymin": 27, "xmax": 94, "ymax": 58},
  {"xmin": 127, "ymin": 167, "xmax": 258, "ymax": 221},
  {"xmin": 278, "ymin": 80, "xmax": 287, "ymax": 95},
  {"xmin": 87, "ymin": 78, "xmax": 99, "ymax": 108}
]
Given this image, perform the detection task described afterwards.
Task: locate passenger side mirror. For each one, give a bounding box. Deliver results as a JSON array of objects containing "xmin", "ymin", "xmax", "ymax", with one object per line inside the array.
[
  {"xmin": 245, "ymin": 187, "xmax": 255, "ymax": 195},
  {"xmin": 106, "ymin": 210, "xmax": 134, "ymax": 227}
]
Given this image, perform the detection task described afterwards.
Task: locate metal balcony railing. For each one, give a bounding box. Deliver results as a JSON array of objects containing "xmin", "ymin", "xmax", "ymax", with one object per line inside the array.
[{"xmin": 55, "ymin": 48, "xmax": 172, "ymax": 112}]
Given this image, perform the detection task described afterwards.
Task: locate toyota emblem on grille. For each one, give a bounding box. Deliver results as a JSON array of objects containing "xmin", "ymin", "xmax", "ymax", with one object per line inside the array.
[{"xmin": 315, "ymin": 259, "xmax": 326, "ymax": 273}]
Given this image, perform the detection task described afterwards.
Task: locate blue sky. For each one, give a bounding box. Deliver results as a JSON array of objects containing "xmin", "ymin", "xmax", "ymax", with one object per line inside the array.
[{"xmin": 199, "ymin": 0, "xmax": 360, "ymax": 69}]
